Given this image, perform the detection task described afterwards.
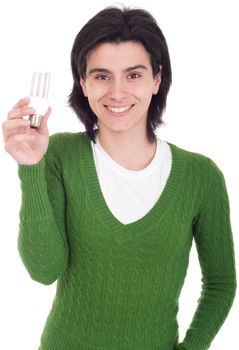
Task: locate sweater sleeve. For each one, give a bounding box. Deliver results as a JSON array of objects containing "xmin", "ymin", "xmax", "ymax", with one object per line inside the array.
[
  {"xmin": 177, "ymin": 158, "xmax": 237, "ymax": 350},
  {"xmin": 17, "ymin": 133, "xmax": 69, "ymax": 285}
]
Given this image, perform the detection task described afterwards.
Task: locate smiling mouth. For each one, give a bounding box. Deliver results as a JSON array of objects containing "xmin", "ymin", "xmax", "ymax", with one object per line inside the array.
[{"xmin": 104, "ymin": 104, "xmax": 135, "ymax": 114}]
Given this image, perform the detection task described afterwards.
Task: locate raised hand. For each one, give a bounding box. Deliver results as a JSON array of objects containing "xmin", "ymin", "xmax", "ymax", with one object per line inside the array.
[{"xmin": 2, "ymin": 97, "xmax": 51, "ymax": 165}]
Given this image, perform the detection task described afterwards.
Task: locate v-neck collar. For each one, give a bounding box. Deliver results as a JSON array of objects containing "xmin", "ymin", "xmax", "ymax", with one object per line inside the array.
[{"xmin": 79, "ymin": 132, "xmax": 187, "ymax": 245}]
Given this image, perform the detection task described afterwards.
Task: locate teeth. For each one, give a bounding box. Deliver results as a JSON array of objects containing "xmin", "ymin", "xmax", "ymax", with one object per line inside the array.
[{"xmin": 107, "ymin": 105, "xmax": 132, "ymax": 113}]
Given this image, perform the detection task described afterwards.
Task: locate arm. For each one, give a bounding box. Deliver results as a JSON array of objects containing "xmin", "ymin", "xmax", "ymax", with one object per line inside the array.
[
  {"xmin": 177, "ymin": 158, "xmax": 237, "ymax": 350},
  {"xmin": 17, "ymin": 133, "xmax": 69, "ymax": 285}
]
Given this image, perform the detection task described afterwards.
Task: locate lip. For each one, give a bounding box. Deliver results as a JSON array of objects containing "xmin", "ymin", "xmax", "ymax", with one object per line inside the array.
[{"xmin": 104, "ymin": 104, "xmax": 135, "ymax": 116}]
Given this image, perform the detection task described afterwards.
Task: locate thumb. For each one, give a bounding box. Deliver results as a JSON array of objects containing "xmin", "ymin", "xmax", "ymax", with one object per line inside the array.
[{"xmin": 38, "ymin": 107, "xmax": 51, "ymax": 133}]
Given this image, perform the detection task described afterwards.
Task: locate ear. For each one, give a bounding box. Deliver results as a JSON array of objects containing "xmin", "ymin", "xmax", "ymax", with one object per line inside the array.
[
  {"xmin": 80, "ymin": 77, "xmax": 88, "ymax": 97},
  {"xmin": 153, "ymin": 65, "xmax": 162, "ymax": 95}
]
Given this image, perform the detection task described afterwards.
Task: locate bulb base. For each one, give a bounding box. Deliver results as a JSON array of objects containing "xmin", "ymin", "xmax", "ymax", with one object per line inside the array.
[{"xmin": 30, "ymin": 114, "xmax": 42, "ymax": 128}]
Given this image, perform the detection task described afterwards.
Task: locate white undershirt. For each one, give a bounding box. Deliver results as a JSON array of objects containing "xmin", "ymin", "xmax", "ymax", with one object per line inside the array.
[{"xmin": 91, "ymin": 132, "xmax": 172, "ymax": 225}]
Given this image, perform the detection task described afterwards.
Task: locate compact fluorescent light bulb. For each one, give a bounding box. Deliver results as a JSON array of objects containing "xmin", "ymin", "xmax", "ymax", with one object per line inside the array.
[{"xmin": 29, "ymin": 70, "xmax": 50, "ymax": 128}]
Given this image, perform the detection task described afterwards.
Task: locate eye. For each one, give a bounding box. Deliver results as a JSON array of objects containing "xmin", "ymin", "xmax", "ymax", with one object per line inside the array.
[
  {"xmin": 95, "ymin": 74, "xmax": 109, "ymax": 80},
  {"xmin": 128, "ymin": 73, "xmax": 141, "ymax": 79}
]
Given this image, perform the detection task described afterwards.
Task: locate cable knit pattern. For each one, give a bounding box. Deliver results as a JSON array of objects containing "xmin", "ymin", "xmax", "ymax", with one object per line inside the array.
[{"xmin": 17, "ymin": 131, "xmax": 236, "ymax": 350}]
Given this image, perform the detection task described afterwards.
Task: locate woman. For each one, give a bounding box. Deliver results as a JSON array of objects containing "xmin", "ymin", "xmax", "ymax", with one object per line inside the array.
[{"xmin": 2, "ymin": 6, "xmax": 236, "ymax": 350}]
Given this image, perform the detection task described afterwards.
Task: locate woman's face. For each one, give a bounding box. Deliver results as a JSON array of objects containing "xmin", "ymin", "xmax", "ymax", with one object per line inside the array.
[{"xmin": 80, "ymin": 41, "xmax": 161, "ymax": 137}]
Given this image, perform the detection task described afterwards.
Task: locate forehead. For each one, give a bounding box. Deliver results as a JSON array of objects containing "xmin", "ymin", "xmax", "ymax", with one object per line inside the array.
[{"xmin": 86, "ymin": 41, "xmax": 151, "ymax": 70}]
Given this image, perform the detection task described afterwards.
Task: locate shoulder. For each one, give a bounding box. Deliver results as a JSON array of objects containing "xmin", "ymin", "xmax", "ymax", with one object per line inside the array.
[
  {"xmin": 48, "ymin": 131, "xmax": 89, "ymax": 152},
  {"xmin": 45, "ymin": 131, "xmax": 89, "ymax": 164},
  {"xmin": 167, "ymin": 141, "xmax": 225, "ymax": 181},
  {"xmin": 49, "ymin": 131, "xmax": 87, "ymax": 146},
  {"xmin": 167, "ymin": 142, "xmax": 229, "ymax": 216}
]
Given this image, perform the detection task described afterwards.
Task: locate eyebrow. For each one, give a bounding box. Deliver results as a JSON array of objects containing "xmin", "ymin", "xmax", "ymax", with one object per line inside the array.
[{"xmin": 88, "ymin": 64, "xmax": 148, "ymax": 75}]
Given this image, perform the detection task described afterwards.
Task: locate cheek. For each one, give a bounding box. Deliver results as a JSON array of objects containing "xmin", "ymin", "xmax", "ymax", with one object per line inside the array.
[
  {"xmin": 133, "ymin": 80, "xmax": 155, "ymax": 98},
  {"xmin": 135, "ymin": 87, "xmax": 154, "ymax": 104},
  {"xmin": 87, "ymin": 91, "xmax": 105, "ymax": 115},
  {"xmin": 87, "ymin": 84, "xmax": 107, "ymax": 102}
]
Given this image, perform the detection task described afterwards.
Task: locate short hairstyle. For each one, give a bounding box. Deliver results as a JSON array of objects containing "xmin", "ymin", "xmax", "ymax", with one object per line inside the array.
[{"xmin": 68, "ymin": 6, "xmax": 172, "ymax": 143}]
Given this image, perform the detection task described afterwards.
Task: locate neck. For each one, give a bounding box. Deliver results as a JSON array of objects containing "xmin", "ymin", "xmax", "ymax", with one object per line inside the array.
[{"xmin": 97, "ymin": 128, "xmax": 157, "ymax": 171}]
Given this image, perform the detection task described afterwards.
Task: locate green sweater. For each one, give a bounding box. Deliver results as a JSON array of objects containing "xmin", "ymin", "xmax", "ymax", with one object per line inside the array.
[{"xmin": 17, "ymin": 131, "xmax": 236, "ymax": 350}]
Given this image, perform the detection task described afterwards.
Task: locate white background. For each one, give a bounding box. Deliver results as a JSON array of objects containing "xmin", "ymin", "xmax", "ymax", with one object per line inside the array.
[{"xmin": 0, "ymin": 0, "xmax": 238, "ymax": 349}]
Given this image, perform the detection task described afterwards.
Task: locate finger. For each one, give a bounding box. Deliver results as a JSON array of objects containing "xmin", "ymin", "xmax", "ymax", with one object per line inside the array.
[
  {"xmin": 7, "ymin": 106, "xmax": 35, "ymax": 120},
  {"xmin": 2, "ymin": 118, "xmax": 31, "ymax": 135},
  {"xmin": 2, "ymin": 118, "xmax": 30, "ymax": 132},
  {"xmin": 12, "ymin": 97, "xmax": 30, "ymax": 110},
  {"xmin": 5, "ymin": 133, "xmax": 35, "ymax": 150}
]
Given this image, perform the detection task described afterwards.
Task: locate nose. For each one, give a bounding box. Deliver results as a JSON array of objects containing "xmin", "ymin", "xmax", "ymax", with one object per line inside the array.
[{"xmin": 108, "ymin": 78, "xmax": 127, "ymax": 101}]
